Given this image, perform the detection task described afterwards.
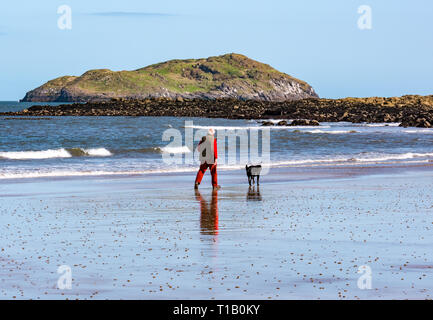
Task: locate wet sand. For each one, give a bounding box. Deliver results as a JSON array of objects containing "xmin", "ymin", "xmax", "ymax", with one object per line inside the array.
[{"xmin": 1, "ymin": 164, "xmax": 433, "ymax": 299}]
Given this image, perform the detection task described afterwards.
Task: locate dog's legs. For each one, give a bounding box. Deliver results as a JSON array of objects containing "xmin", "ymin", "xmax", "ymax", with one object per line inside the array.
[
  {"xmin": 257, "ymin": 175, "xmax": 260, "ymax": 186},
  {"xmin": 252, "ymin": 176, "xmax": 255, "ymax": 185},
  {"xmin": 248, "ymin": 176, "xmax": 252, "ymax": 186}
]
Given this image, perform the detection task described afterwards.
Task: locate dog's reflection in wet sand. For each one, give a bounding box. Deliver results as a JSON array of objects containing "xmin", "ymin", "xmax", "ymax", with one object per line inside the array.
[
  {"xmin": 247, "ymin": 186, "xmax": 262, "ymax": 201},
  {"xmin": 195, "ymin": 189, "xmax": 219, "ymax": 235}
]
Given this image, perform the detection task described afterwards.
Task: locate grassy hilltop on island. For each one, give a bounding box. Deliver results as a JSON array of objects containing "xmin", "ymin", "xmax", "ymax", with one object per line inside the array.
[{"xmin": 21, "ymin": 53, "xmax": 318, "ymax": 102}]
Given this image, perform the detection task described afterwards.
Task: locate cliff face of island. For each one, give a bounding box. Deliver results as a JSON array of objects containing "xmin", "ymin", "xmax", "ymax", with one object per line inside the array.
[
  {"xmin": 5, "ymin": 95, "xmax": 433, "ymax": 128},
  {"xmin": 21, "ymin": 53, "xmax": 319, "ymax": 102}
]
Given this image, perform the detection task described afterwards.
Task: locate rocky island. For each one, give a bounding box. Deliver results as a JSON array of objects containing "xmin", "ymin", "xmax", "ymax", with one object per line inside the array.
[
  {"xmin": 3, "ymin": 54, "xmax": 432, "ymax": 127},
  {"xmin": 20, "ymin": 53, "xmax": 318, "ymax": 102}
]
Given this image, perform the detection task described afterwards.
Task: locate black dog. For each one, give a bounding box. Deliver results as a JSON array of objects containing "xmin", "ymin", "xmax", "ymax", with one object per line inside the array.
[{"xmin": 246, "ymin": 165, "xmax": 262, "ymax": 186}]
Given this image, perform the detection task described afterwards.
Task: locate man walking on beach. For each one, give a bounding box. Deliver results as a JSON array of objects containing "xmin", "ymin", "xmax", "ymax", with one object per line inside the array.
[{"xmin": 194, "ymin": 128, "xmax": 221, "ymax": 190}]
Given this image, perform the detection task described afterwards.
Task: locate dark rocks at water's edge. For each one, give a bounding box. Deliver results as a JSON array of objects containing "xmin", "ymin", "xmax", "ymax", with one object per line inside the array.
[
  {"xmin": 399, "ymin": 117, "xmax": 432, "ymax": 128},
  {"xmin": 288, "ymin": 119, "xmax": 320, "ymax": 126},
  {"xmin": 2, "ymin": 95, "xmax": 433, "ymax": 128},
  {"xmin": 260, "ymin": 121, "xmax": 275, "ymax": 126}
]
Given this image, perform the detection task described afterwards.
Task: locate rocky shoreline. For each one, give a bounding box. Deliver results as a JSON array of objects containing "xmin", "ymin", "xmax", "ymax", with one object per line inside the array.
[{"xmin": 2, "ymin": 95, "xmax": 433, "ymax": 127}]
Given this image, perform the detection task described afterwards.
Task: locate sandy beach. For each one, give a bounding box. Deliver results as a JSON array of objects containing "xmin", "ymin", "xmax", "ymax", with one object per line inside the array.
[{"xmin": 1, "ymin": 164, "xmax": 432, "ymax": 300}]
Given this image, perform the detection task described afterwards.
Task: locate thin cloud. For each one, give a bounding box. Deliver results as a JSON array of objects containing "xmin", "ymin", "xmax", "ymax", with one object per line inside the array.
[{"xmin": 89, "ymin": 12, "xmax": 175, "ymax": 17}]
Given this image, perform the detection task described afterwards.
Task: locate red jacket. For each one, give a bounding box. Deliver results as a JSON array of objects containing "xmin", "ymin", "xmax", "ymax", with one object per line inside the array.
[{"xmin": 214, "ymin": 138, "xmax": 217, "ymax": 160}]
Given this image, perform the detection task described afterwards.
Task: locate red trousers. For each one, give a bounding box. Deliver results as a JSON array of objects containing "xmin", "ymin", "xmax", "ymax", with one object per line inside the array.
[{"xmin": 195, "ymin": 163, "xmax": 218, "ymax": 187}]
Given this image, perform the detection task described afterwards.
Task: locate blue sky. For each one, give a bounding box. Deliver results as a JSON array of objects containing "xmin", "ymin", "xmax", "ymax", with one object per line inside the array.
[{"xmin": 0, "ymin": 0, "xmax": 432, "ymax": 100}]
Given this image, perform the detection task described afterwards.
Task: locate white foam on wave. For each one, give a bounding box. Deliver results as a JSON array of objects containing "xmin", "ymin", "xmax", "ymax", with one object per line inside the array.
[
  {"xmin": 261, "ymin": 158, "xmax": 350, "ymax": 166},
  {"xmin": 356, "ymin": 152, "xmax": 433, "ymax": 162},
  {"xmin": 287, "ymin": 126, "xmax": 332, "ymax": 129},
  {"xmin": 184, "ymin": 124, "xmax": 331, "ymax": 130},
  {"xmin": 0, "ymin": 148, "xmax": 112, "ymax": 160},
  {"xmin": 403, "ymin": 129, "xmax": 433, "ymax": 134},
  {"xmin": 2, "ymin": 151, "xmax": 433, "ymax": 180},
  {"xmin": 159, "ymin": 146, "xmax": 191, "ymax": 154},
  {"xmin": 185, "ymin": 124, "xmax": 267, "ymax": 130},
  {"xmin": 253, "ymin": 152, "xmax": 433, "ymax": 167},
  {"xmin": 83, "ymin": 148, "xmax": 112, "ymax": 156},
  {"xmin": 303, "ymin": 129, "xmax": 358, "ymax": 134},
  {"xmin": 362, "ymin": 123, "xmax": 401, "ymax": 127},
  {"xmin": 0, "ymin": 149, "xmax": 72, "ymax": 160}
]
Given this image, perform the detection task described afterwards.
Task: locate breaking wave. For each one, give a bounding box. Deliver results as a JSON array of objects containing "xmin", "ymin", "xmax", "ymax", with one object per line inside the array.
[
  {"xmin": 301, "ymin": 129, "xmax": 359, "ymax": 134},
  {"xmin": 0, "ymin": 148, "xmax": 112, "ymax": 160},
  {"xmin": 1, "ymin": 151, "xmax": 433, "ymax": 180},
  {"xmin": 267, "ymin": 152, "xmax": 433, "ymax": 166},
  {"xmin": 403, "ymin": 129, "xmax": 433, "ymax": 134},
  {"xmin": 158, "ymin": 146, "xmax": 191, "ymax": 154},
  {"xmin": 184, "ymin": 124, "xmax": 331, "ymax": 130}
]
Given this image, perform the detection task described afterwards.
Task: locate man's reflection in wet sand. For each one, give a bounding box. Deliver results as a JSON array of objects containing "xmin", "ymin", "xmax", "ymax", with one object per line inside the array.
[
  {"xmin": 195, "ymin": 189, "xmax": 219, "ymax": 275},
  {"xmin": 247, "ymin": 186, "xmax": 262, "ymax": 201},
  {"xmin": 195, "ymin": 189, "xmax": 219, "ymax": 235}
]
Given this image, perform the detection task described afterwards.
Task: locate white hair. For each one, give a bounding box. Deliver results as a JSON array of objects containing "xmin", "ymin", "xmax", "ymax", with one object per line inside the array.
[{"xmin": 208, "ymin": 128, "xmax": 215, "ymax": 136}]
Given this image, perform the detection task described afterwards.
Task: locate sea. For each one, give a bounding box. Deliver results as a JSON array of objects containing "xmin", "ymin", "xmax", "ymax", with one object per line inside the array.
[{"xmin": 1, "ymin": 101, "xmax": 433, "ymax": 180}]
